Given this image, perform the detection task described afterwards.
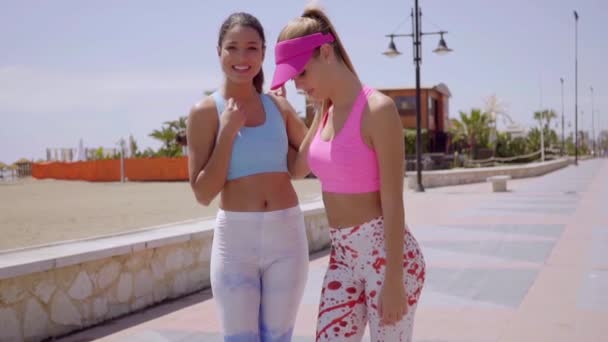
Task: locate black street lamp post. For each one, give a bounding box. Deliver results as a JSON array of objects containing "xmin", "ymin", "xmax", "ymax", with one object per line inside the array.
[
  {"xmin": 383, "ymin": 0, "xmax": 452, "ymax": 192},
  {"xmin": 591, "ymin": 86, "xmax": 595, "ymax": 155},
  {"xmin": 561, "ymin": 77, "xmax": 565, "ymax": 156},
  {"xmin": 574, "ymin": 10, "xmax": 579, "ymax": 165}
]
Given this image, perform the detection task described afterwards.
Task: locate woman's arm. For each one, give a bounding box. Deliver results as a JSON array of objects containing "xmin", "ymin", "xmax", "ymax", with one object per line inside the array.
[
  {"xmin": 368, "ymin": 94, "xmax": 407, "ymax": 324},
  {"xmin": 187, "ymin": 97, "xmax": 244, "ymax": 205},
  {"xmin": 269, "ymin": 94, "xmax": 322, "ymax": 179}
]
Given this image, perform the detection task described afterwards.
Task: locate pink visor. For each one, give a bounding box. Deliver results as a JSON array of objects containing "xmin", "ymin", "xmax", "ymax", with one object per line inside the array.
[{"xmin": 270, "ymin": 32, "xmax": 335, "ymax": 90}]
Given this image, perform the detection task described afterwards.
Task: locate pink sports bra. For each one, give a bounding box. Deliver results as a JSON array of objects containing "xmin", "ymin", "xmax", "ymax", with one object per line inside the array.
[{"xmin": 307, "ymin": 86, "xmax": 380, "ymax": 193}]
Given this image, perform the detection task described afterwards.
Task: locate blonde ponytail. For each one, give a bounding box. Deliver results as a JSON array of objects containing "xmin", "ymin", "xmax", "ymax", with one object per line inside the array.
[
  {"xmin": 278, "ymin": 5, "xmax": 357, "ymax": 115},
  {"xmin": 300, "ymin": 7, "xmax": 356, "ymax": 76}
]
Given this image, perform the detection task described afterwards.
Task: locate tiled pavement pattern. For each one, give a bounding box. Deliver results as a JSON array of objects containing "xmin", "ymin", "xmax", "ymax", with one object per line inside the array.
[{"xmin": 59, "ymin": 159, "xmax": 608, "ymax": 342}]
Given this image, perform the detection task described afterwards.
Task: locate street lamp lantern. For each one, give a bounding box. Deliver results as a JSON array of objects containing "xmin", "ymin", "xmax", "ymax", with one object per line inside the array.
[
  {"xmin": 432, "ymin": 33, "xmax": 452, "ymax": 55},
  {"xmin": 383, "ymin": 35, "xmax": 402, "ymax": 57},
  {"xmin": 382, "ymin": 0, "xmax": 451, "ymax": 192}
]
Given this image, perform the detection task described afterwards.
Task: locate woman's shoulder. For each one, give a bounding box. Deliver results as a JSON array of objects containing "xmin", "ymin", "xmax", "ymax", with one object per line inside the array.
[
  {"xmin": 188, "ymin": 95, "xmax": 219, "ymax": 126},
  {"xmin": 366, "ymin": 88, "xmax": 398, "ymax": 118},
  {"xmin": 361, "ymin": 87, "xmax": 401, "ymax": 139}
]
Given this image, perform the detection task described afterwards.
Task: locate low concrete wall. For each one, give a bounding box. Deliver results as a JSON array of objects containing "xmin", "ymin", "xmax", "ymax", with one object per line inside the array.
[
  {"xmin": 406, "ymin": 158, "xmax": 572, "ymax": 189},
  {"xmin": 0, "ymin": 202, "xmax": 329, "ymax": 342}
]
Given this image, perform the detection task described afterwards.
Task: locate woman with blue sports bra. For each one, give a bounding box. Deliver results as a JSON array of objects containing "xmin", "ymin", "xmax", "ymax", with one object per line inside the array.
[{"xmin": 186, "ymin": 12, "xmax": 310, "ymax": 342}]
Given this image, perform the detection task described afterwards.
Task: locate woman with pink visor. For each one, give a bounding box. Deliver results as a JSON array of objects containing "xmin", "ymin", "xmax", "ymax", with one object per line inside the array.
[
  {"xmin": 187, "ymin": 12, "xmax": 310, "ymax": 342},
  {"xmin": 271, "ymin": 6, "xmax": 426, "ymax": 342}
]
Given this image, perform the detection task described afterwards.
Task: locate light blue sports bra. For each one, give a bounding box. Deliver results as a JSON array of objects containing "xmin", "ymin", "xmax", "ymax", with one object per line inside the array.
[{"xmin": 212, "ymin": 92, "xmax": 288, "ymax": 181}]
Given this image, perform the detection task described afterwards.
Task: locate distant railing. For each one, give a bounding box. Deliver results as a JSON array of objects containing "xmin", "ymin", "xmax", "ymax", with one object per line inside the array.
[{"xmin": 463, "ymin": 149, "xmax": 561, "ymax": 168}]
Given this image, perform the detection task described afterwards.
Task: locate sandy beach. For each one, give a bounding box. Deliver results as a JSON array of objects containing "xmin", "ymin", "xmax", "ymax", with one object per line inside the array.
[{"xmin": 0, "ymin": 178, "xmax": 322, "ymax": 251}]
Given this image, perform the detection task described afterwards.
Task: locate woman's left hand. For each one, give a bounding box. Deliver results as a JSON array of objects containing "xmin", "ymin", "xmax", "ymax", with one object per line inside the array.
[{"xmin": 378, "ymin": 278, "xmax": 408, "ymax": 325}]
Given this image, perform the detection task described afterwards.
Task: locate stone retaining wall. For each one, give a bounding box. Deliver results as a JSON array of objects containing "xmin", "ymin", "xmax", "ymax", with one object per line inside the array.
[
  {"xmin": 0, "ymin": 202, "xmax": 329, "ymax": 342},
  {"xmin": 406, "ymin": 158, "xmax": 573, "ymax": 189}
]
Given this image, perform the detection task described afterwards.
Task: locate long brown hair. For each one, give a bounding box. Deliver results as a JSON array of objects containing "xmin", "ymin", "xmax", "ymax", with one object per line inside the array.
[
  {"xmin": 278, "ymin": 6, "xmax": 357, "ymax": 114},
  {"xmin": 218, "ymin": 12, "xmax": 266, "ymax": 93}
]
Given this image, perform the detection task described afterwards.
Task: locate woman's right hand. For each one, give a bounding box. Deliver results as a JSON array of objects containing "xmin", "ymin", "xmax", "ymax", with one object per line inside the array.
[
  {"xmin": 219, "ymin": 98, "xmax": 246, "ymax": 136},
  {"xmin": 270, "ymin": 85, "xmax": 286, "ymax": 98}
]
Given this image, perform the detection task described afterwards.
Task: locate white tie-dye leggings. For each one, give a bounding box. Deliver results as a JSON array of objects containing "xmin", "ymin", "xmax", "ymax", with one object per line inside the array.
[{"xmin": 210, "ymin": 206, "xmax": 309, "ymax": 342}]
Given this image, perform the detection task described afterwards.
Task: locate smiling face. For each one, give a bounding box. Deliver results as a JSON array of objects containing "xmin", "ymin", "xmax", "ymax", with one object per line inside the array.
[
  {"xmin": 218, "ymin": 25, "xmax": 265, "ymax": 86},
  {"xmin": 216, "ymin": 13, "xmax": 266, "ymax": 92}
]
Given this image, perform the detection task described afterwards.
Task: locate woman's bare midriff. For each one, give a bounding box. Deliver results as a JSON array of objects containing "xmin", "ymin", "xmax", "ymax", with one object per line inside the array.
[
  {"xmin": 220, "ymin": 172, "xmax": 299, "ymax": 212},
  {"xmin": 321, "ymin": 191, "xmax": 383, "ymax": 229}
]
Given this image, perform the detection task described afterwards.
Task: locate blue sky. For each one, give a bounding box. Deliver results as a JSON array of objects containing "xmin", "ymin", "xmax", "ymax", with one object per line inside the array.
[{"xmin": 1, "ymin": 0, "xmax": 606, "ymax": 163}]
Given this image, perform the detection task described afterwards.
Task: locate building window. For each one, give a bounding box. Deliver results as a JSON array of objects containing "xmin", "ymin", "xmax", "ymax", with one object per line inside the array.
[
  {"xmin": 428, "ymin": 96, "xmax": 438, "ymax": 130},
  {"xmin": 394, "ymin": 96, "xmax": 416, "ymax": 116}
]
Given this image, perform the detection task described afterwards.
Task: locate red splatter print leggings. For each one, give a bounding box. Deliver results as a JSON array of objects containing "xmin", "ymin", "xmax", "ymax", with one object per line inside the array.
[{"xmin": 316, "ymin": 217, "xmax": 426, "ymax": 342}]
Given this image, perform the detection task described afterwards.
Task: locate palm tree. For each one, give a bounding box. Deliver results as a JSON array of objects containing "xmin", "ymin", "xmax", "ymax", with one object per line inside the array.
[
  {"xmin": 149, "ymin": 125, "xmax": 178, "ymax": 157},
  {"xmin": 449, "ymin": 109, "xmax": 492, "ymax": 159},
  {"xmin": 128, "ymin": 134, "xmax": 138, "ymax": 158},
  {"xmin": 533, "ymin": 109, "xmax": 557, "ymax": 129},
  {"xmin": 168, "ymin": 116, "xmax": 188, "ymax": 151},
  {"xmin": 164, "ymin": 117, "xmax": 187, "ymax": 132},
  {"xmin": 533, "ymin": 109, "xmax": 559, "ymax": 148},
  {"xmin": 149, "ymin": 117, "xmax": 189, "ymax": 157},
  {"xmin": 448, "ymin": 118, "xmax": 467, "ymax": 151}
]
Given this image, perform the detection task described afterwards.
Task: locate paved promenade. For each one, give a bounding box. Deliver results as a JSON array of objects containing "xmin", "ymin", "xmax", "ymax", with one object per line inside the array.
[{"xmin": 60, "ymin": 159, "xmax": 608, "ymax": 342}]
